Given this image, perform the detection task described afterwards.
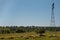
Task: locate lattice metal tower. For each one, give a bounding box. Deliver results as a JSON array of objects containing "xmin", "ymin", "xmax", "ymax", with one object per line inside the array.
[{"xmin": 50, "ymin": 2, "xmax": 55, "ymax": 27}]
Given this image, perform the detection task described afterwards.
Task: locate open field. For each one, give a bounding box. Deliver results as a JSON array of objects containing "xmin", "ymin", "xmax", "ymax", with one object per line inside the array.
[
  {"xmin": 0, "ymin": 32, "xmax": 60, "ymax": 40},
  {"xmin": 0, "ymin": 26, "xmax": 60, "ymax": 40}
]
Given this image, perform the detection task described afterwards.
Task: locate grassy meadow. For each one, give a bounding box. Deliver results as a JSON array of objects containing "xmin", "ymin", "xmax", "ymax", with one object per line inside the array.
[
  {"xmin": 0, "ymin": 26, "xmax": 60, "ymax": 40},
  {"xmin": 0, "ymin": 31, "xmax": 60, "ymax": 40}
]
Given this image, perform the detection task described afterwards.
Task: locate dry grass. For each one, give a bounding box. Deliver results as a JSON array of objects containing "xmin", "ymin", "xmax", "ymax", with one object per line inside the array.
[{"xmin": 0, "ymin": 31, "xmax": 60, "ymax": 40}]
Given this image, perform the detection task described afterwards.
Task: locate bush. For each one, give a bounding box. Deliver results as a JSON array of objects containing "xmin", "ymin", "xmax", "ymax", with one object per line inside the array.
[
  {"xmin": 0, "ymin": 37, "xmax": 4, "ymax": 39},
  {"xmin": 0, "ymin": 30, "xmax": 10, "ymax": 34},
  {"xmin": 36, "ymin": 29, "xmax": 46, "ymax": 36},
  {"xmin": 9, "ymin": 37, "xmax": 14, "ymax": 39},
  {"xmin": 16, "ymin": 29, "xmax": 26, "ymax": 33}
]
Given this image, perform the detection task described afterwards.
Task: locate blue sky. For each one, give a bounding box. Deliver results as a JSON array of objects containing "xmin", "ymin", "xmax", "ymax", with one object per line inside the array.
[{"xmin": 0, "ymin": 0, "xmax": 60, "ymax": 26}]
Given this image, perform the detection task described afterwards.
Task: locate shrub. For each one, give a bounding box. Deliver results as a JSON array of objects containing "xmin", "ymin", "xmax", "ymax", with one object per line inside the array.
[{"xmin": 16, "ymin": 29, "xmax": 26, "ymax": 33}]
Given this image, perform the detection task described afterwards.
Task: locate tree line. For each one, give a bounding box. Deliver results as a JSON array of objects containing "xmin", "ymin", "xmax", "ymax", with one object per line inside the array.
[{"xmin": 0, "ymin": 26, "xmax": 60, "ymax": 34}]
